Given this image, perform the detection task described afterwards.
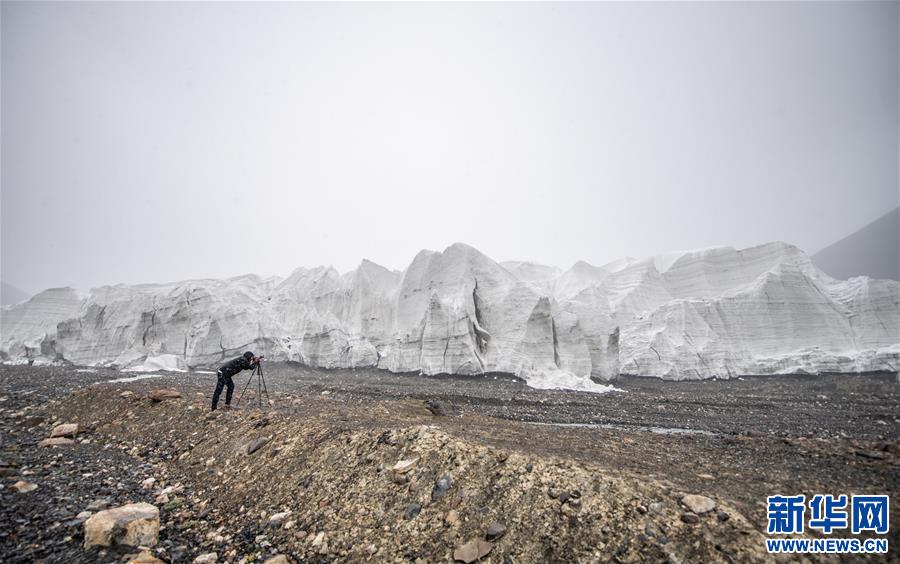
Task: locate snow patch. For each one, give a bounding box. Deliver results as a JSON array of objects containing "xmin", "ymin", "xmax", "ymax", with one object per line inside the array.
[
  {"xmin": 523, "ymin": 369, "xmax": 622, "ymax": 394},
  {"xmin": 122, "ymin": 354, "xmax": 186, "ymax": 373},
  {"xmin": 108, "ymin": 373, "xmax": 164, "ymax": 383}
]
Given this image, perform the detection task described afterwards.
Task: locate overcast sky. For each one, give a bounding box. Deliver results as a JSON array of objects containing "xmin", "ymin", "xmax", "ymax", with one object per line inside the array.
[{"xmin": 2, "ymin": 1, "xmax": 898, "ymax": 294}]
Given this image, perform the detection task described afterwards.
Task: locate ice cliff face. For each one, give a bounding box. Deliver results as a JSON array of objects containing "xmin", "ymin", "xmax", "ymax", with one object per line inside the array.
[{"xmin": 1, "ymin": 242, "xmax": 897, "ymax": 385}]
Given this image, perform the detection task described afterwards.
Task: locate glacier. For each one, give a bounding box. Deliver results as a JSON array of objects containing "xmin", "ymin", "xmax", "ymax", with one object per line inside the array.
[{"xmin": 1, "ymin": 242, "xmax": 897, "ymax": 386}]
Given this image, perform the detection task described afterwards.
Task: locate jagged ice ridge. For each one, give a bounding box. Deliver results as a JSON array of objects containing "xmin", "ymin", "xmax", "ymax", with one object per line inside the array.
[{"xmin": 1, "ymin": 242, "xmax": 897, "ymax": 391}]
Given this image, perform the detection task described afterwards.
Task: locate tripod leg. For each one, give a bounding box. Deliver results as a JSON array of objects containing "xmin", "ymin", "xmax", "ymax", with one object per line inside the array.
[
  {"xmin": 260, "ymin": 368, "xmax": 270, "ymax": 406},
  {"xmin": 238, "ymin": 368, "xmax": 255, "ymax": 405}
]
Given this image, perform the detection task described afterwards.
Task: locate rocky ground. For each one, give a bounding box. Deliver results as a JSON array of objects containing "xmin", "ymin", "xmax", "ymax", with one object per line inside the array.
[{"xmin": 0, "ymin": 364, "xmax": 897, "ymax": 563}]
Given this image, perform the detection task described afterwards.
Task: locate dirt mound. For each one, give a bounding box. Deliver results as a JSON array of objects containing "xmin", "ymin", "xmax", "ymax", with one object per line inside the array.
[{"xmin": 43, "ymin": 386, "xmax": 769, "ymax": 563}]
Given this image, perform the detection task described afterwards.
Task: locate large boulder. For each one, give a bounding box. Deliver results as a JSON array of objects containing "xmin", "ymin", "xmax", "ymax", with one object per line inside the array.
[
  {"xmin": 50, "ymin": 423, "xmax": 79, "ymax": 438},
  {"xmin": 38, "ymin": 437, "xmax": 75, "ymax": 447},
  {"xmin": 681, "ymin": 494, "xmax": 716, "ymax": 514},
  {"xmin": 84, "ymin": 502, "xmax": 160, "ymax": 548},
  {"xmin": 148, "ymin": 389, "xmax": 181, "ymax": 402}
]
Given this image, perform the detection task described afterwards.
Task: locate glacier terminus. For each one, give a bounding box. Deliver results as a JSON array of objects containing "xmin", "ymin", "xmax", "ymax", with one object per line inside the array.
[{"xmin": 1, "ymin": 242, "xmax": 897, "ymax": 391}]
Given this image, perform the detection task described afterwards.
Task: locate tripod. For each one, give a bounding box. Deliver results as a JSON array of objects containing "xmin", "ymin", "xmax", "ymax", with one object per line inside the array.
[{"xmin": 237, "ymin": 360, "xmax": 270, "ymax": 408}]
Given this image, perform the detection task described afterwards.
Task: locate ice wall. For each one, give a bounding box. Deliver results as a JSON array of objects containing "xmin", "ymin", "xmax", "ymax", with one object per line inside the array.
[{"xmin": 1, "ymin": 242, "xmax": 897, "ymax": 383}]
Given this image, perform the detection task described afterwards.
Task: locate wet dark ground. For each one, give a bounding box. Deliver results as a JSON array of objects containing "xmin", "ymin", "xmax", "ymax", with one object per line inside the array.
[{"xmin": 1, "ymin": 364, "xmax": 898, "ymax": 562}]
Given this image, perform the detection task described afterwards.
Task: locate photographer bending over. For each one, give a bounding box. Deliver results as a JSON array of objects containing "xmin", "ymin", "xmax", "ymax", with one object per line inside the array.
[{"xmin": 212, "ymin": 351, "xmax": 259, "ymax": 410}]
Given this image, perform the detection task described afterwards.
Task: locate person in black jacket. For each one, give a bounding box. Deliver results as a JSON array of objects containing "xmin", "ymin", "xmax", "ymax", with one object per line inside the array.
[{"xmin": 212, "ymin": 351, "xmax": 258, "ymax": 410}]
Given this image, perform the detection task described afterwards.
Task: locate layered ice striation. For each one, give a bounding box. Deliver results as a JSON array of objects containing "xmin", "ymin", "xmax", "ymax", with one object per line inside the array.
[{"xmin": 1, "ymin": 242, "xmax": 897, "ymax": 385}]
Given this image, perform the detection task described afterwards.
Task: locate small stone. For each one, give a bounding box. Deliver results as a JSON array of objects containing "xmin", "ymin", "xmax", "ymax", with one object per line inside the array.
[
  {"xmin": 445, "ymin": 510, "xmax": 460, "ymax": 526},
  {"xmin": 50, "ymin": 423, "xmax": 79, "ymax": 438},
  {"xmin": 681, "ymin": 494, "xmax": 716, "ymax": 514},
  {"xmin": 485, "ymin": 522, "xmax": 507, "ymax": 540},
  {"xmin": 681, "ymin": 512, "xmax": 700, "ymax": 524},
  {"xmin": 283, "ymin": 520, "xmax": 295, "ymax": 530},
  {"xmin": 38, "ymin": 437, "xmax": 75, "ymax": 447},
  {"xmin": 84, "ymin": 502, "xmax": 160, "ymax": 548},
  {"xmin": 263, "ymin": 557, "xmax": 290, "ymax": 564},
  {"xmin": 148, "ymin": 389, "xmax": 181, "ymax": 402},
  {"xmin": 193, "ymin": 553, "xmax": 218, "ymax": 564},
  {"xmin": 87, "ymin": 498, "xmax": 111, "ymax": 511},
  {"xmin": 649, "ymin": 502, "xmax": 663, "ymax": 514},
  {"xmin": 12, "ymin": 480, "xmax": 37, "ymax": 493},
  {"xmin": 75, "ymin": 511, "xmax": 92, "ymax": 521},
  {"xmin": 431, "ymin": 474, "xmax": 453, "ymax": 501},
  {"xmin": 127, "ymin": 550, "xmax": 165, "ymax": 564},
  {"xmin": 269, "ymin": 511, "xmax": 292, "ymax": 527},
  {"xmin": 120, "ymin": 391, "xmax": 135, "ymax": 398},
  {"xmin": 310, "ymin": 532, "xmax": 325, "ymax": 547},
  {"xmin": 696, "ymin": 473, "xmax": 715, "ymax": 480},
  {"xmin": 404, "ymin": 503, "xmax": 422, "ymax": 520},
  {"xmin": 559, "ymin": 492, "xmax": 571, "ymax": 504},
  {"xmin": 453, "ymin": 538, "xmax": 494, "ymax": 563},
  {"xmin": 717, "ymin": 511, "xmax": 730, "ymax": 522},
  {"xmin": 392, "ymin": 458, "xmax": 418, "ymax": 474},
  {"xmin": 239, "ymin": 437, "xmax": 269, "ymax": 455},
  {"xmin": 141, "ymin": 477, "xmax": 156, "ymax": 490},
  {"xmin": 424, "ymin": 399, "xmax": 449, "ymax": 416}
]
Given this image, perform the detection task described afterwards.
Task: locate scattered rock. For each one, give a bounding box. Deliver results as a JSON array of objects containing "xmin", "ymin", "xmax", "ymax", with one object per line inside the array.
[
  {"xmin": 269, "ymin": 511, "xmax": 293, "ymax": 527},
  {"xmin": 681, "ymin": 512, "xmax": 700, "ymax": 524},
  {"xmin": 193, "ymin": 553, "xmax": 218, "ymax": 564},
  {"xmin": 50, "ymin": 423, "xmax": 79, "ymax": 438},
  {"xmin": 11, "ymin": 480, "xmax": 37, "ymax": 493},
  {"xmin": 445, "ymin": 510, "xmax": 460, "ymax": 526},
  {"xmin": 119, "ymin": 390, "xmax": 136, "ymax": 398},
  {"xmin": 431, "ymin": 474, "xmax": 453, "ymax": 501},
  {"xmin": 310, "ymin": 532, "xmax": 325, "ymax": 547},
  {"xmin": 681, "ymin": 494, "xmax": 716, "ymax": 514},
  {"xmin": 404, "ymin": 503, "xmax": 422, "ymax": 520},
  {"xmin": 86, "ymin": 498, "xmax": 111, "ymax": 511},
  {"xmin": 240, "ymin": 437, "xmax": 270, "ymax": 455},
  {"xmin": 263, "ymin": 556, "xmax": 290, "ymax": 564},
  {"xmin": 717, "ymin": 511, "xmax": 730, "ymax": 522},
  {"xmin": 485, "ymin": 521, "xmax": 507, "ymax": 540},
  {"xmin": 424, "ymin": 399, "xmax": 449, "ymax": 416},
  {"xmin": 148, "ymin": 389, "xmax": 181, "ymax": 402},
  {"xmin": 855, "ymin": 449, "xmax": 888, "ymax": 460},
  {"xmin": 454, "ymin": 538, "xmax": 494, "ymax": 563},
  {"xmin": 141, "ymin": 477, "xmax": 156, "ymax": 489},
  {"xmin": 392, "ymin": 458, "xmax": 418, "ymax": 474},
  {"xmin": 127, "ymin": 550, "xmax": 166, "ymax": 564},
  {"xmin": 38, "ymin": 437, "xmax": 75, "ymax": 447},
  {"xmin": 84, "ymin": 502, "xmax": 160, "ymax": 548}
]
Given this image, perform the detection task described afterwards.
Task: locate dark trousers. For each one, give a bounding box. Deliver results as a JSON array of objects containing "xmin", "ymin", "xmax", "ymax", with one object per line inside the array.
[{"xmin": 211, "ymin": 371, "xmax": 234, "ymax": 410}]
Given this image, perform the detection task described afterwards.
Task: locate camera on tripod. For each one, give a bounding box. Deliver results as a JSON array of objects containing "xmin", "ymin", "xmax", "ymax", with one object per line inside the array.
[{"xmin": 239, "ymin": 354, "xmax": 270, "ymax": 407}]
